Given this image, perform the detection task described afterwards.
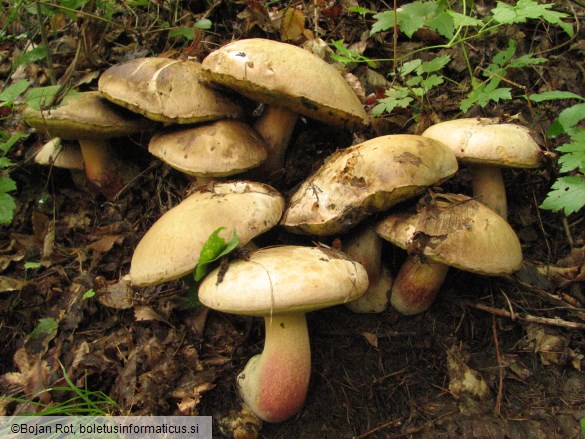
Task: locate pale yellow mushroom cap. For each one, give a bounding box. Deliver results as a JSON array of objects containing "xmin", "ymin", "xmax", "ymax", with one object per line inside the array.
[
  {"xmin": 376, "ymin": 193, "xmax": 523, "ymax": 276},
  {"xmin": 148, "ymin": 120, "xmax": 267, "ymax": 177},
  {"xmin": 282, "ymin": 134, "xmax": 459, "ymax": 235},
  {"xmin": 202, "ymin": 38, "xmax": 369, "ymax": 130},
  {"xmin": 199, "ymin": 245, "xmax": 369, "ymax": 315},
  {"xmin": 99, "ymin": 57, "xmax": 243, "ymax": 124},
  {"xmin": 422, "ymin": 118, "xmax": 544, "ymax": 168},
  {"xmin": 130, "ymin": 181, "xmax": 284, "ymax": 286},
  {"xmin": 22, "ymin": 91, "xmax": 151, "ymax": 140}
]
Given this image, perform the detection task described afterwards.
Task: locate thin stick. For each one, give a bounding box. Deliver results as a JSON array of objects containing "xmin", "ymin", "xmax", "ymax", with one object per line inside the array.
[
  {"xmin": 462, "ymin": 301, "xmax": 585, "ymax": 330},
  {"xmin": 491, "ymin": 314, "xmax": 504, "ymax": 415}
]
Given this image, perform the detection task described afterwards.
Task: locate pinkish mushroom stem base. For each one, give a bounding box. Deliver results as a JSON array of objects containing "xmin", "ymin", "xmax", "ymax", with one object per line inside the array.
[
  {"xmin": 253, "ymin": 106, "xmax": 299, "ymax": 174},
  {"xmin": 78, "ymin": 139, "xmax": 136, "ymax": 200},
  {"xmin": 390, "ymin": 256, "xmax": 450, "ymax": 315},
  {"xmin": 470, "ymin": 165, "xmax": 507, "ymax": 219},
  {"xmin": 237, "ymin": 312, "xmax": 311, "ymax": 423}
]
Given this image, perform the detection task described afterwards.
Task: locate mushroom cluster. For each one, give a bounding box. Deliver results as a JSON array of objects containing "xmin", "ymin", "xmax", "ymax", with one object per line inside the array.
[{"xmin": 22, "ymin": 36, "xmax": 543, "ymax": 428}]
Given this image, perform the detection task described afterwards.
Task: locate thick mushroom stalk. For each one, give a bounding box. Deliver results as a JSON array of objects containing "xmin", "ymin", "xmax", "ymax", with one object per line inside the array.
[
  {"xmin": 253, "ymin": 106, "xmax": 299, "ymax": 174},
  {"xmin": 470, "ymin": 165, "xmax": 507, "ymax": 219},
  {"xmin": 238, "ymin": 313, "xmax": 311, "ymax": 423},
  {"xmin": 390, "ymin": 257, "xmax": 450, "ymax": 315},
  {"xmin": 78, "ymin": 139, "xmax": 136, "ymax": 200},
  {"xmin": 377, "ymin": 193, "xmax": 523, "ymax": 316}
]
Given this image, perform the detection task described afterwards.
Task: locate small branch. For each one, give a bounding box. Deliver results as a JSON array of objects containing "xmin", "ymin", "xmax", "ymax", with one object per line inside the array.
[
  {"xmin": 461, "ymin": 301, "xmax": 585, "ymax": 330},
  {"xmin": 36, "ymin": 1, "xmax": 56, "ymax": 85},
  {"xmin": 491, "ymin": 314, "xmax": 503, "ymax": 416}
]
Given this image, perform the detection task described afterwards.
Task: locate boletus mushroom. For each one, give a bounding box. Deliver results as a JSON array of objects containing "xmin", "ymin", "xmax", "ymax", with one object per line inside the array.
[
  {"xmin": 198, "ymin": 245, "xmax": 369, "ymax": 422},
  {"xmin": 282, "ymin": 134, "xmax": 458, "ymax": 235},
  {"xmin": 22, "ymin": 91, "xmax": 151, "ymax": 199},
  {"xmin": 129, "ymin": 181, "xmax": 284, "ymax": 287},
  {"xmin": 376, "ymin": 192, "xmax": 523, "ymax": 315},
  {"xmin": 202, "ymin": 38, "xmax": 369, "ymax": 175},
  {"xmin": 422, "ymin": 117, "xmax": 544, "ymax": 219}
]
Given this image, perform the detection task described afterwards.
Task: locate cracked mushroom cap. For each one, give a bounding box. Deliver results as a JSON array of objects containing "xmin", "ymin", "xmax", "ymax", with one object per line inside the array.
[
  {"xmin": 376, "ymin": 193, "xmax": 522, "ymax": 276},
  {"xmin": 282, "ymin": 134, "xmax": 459, "ymax": 235},
  {"xmin": 202, "ymin": 38, "xmax": 369, "ymax": 130},
  {"xmin": 199, "ymin": 245, "xmax": 369, "ymax": 315},
  {"xmin": 422, "ymin": 118, "xmax": 544, "ymax": 168},
  {"xmin": 148, "ymin": 120, "xmax": 267, "ymax": 177},
  {"xmin": 98, "ymin": 57, "xmax": 243, "ymax": 124},
  {"xmin": 130, "ymin": 181, "xmax": 285, "ymax": 287},
  {"xmin": 22, "ymin": 91, "xmax": 151, "ymax": 140}
]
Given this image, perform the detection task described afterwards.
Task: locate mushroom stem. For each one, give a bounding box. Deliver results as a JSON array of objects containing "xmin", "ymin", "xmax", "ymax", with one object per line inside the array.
[
  {"xmin": 344, "ymin": 223, "xmax": 392, "ymax": 313},
  {"xmin": 253, "ymin": 106, "xmax": 299, "ymax": 175},
  {"xmin": 78, "ymin": 139, "xmax": 135, "ymax": 200},
  {"xmin": 237, "ymin": 312, "xmax": 311, "ymax": 423},
  {"xmin": 470, "ymin": 165, "xmax": 507, "ymax": 219},
  {"xmin": 390, "ymin": 256, "xmax": 450, "ymax": 315}
]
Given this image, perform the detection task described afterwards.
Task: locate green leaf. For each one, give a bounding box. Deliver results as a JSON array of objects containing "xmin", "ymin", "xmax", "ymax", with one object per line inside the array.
[
  {"xmin": 24, "ymin": 261, "xmax": 41, "ymax": 270},
  {"xmin": 418, "ymin": 55, "xmax": 451, "ymax": 74},
  {"xmin": 25, "ymin": 86, "xmax": 79, "ymax": 110},
  {"xmin": 193, "ymin": 227, "xmax": 239, "ymax": 282},
  {"xmin": 372, "ymin": 89, "xmax": 413, "ymax": 116},
  {"xmin": 0, "ymin": 132, "xmax": 28, "ymax": 156},
  {"xmin": 330, "ymin": 40, "xmax": 377, "ymax": 67},
  {"xmin": 348, "ymin": 6, "xmax": 376, "ymax": 16},
  {"xmin": 371, "ymin": 11, "xmax": 395, "ymax": 35},
  {"xmin": 448, "ymin": 10, "xmax": 483, "ymax": 28},
  {"xmin": 530, "ymin": 91, "xmax": 585, "ymax": 103},
  {"xmin": 426, "ymin": 10, "xmax": 455, "ymax": 39},
  {"xmin": 28, "ymin": 318, "xmax": 59, "ymax": 341},
  {"xmin": 0, "ymin": 176, "xmax": 16, "ymax": 193},
  {"xmin": 508, "ymin": 53, "xmax": 547, "ymax": 69},
  {"xmin": 400, "ymin": 59, "xmax": 423, "ymax": 76},
  {"xmin": 83, "ymin": 289, "xmax": 96, "ymax": 300},
  {"xmin": 556, "ymin": 103, "xmax": 585, "ymax": 133},
  {"xmin": 0, "ymin": 79, "xmax": 31, "ymax": 105},
  {"xmin": 195, "ymin": 18, "xmax": 212, "ymax": 30},
  {"xmin": 0, "ymin": 192, "xmax": 17, "ymax": 225},
  {"xmin": 540, "ymin": 175, "xmax": 585, "ymax": 215},
  {"xmin": 168, "ymin": 28, "xmax": 195, "ymax": 40},
  {"xmin": 557, "ymin": 130, "xmax": 585, "ymax": 173},
  {"xmin": 421, "ymin": 74, "xmax": 444, "ymax": 90},
  {"xmin": 398, "ymin": 2, "xmax": 439, "ymax": 38},
  {"xmin": 13, "ymin": 46, "xmax": 47, "ymax": 70},
  {"xmin": 492, "ymin": 0, "xmax": 573, "ymax": 37}
]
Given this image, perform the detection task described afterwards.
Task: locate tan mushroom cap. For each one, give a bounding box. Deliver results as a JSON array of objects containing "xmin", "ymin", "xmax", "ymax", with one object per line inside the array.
[
  {"xmin": 98, "ymin": 57, "xmax": 243, "ymax": 124},
  {"xmin": 376, "ymin": 193, "xmax": 522, "ymax": 276},
  {"xmin": 130, "ymin": 181, "xmax": 284, "ymax": 287},
  {"xmin": 148, "ymin": 120, "xmax": 267, "ymax": 177},
  {"xmin": 202, "ymin": 38, "xmax": 369, "ymax": 130},
  {"xmin": 199, "ymin": 245, "xmax": 369, "ymax": 315},
  {"xmin": 34, "ymin": 138, "xmax": 85, "ymax": 170},
  {"xmin": 282, "ymin": 135, "xmax": 459, "ymax": 235},
  {"xmin": 22, "ymin": 91, "xmax": 151, "ymax": 140},
  {"xmin": 422, "ymin": 118, "xmax": 544, "ymax": 168}
]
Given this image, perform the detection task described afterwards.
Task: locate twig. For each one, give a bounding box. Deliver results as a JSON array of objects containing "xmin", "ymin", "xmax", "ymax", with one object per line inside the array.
[
  {"xmin": 491, "ymin": 314, "xmax": 504, "ymax": 416},
  {"xmin": 462, "ymin": 301, "xmax": 585, "ymax": 330},
  {"xmin": 36, "ymin": 1, "xmax": 56, "ymax": 85},
  {"xmin": 352, "ymin": 417, "xmax": 402, "ymax": 439}
]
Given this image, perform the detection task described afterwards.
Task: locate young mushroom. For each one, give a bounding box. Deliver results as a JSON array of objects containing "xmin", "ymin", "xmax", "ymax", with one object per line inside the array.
[
  {"xmin": 198, "ymin": 245, "xmax": 369, "ymax": 423},
  {"xmin": 376, "ymin": 192, "xmax": 523, "ymax": 315},
  {"xmin": 202, "ymin": 38, "xmax": 369, "ymax": 175},
  {"xmin": 422, "ymin": 117, "xmax": 545, "ymax": 219},
  {"xmin": 129, "ymin": 181, "xmax": 284, "ymax": 287}
]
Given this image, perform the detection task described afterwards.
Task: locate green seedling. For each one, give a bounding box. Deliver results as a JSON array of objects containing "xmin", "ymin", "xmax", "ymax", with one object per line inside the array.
[{"xmin": 186, "ymin": 227, "xmax": 240, "ymax": 306}]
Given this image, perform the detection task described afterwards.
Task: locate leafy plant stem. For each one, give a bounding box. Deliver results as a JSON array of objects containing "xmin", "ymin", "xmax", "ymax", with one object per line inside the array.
[{"xmin": 36, "ymin": 0, "xmax": 56, "ymax": 85}]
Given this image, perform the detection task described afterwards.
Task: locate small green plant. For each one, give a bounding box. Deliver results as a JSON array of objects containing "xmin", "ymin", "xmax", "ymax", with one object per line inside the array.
[
  {"xmin": 531, "ymin": 91, "xmax": 585, "ymax": 215},
  {"xmin": 3, "ymin": 365, "xmax": 119, "ymax": 416},
  {"xmin": 185, "ymin": 227, "xmax": 240, "ymax": 306}
]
